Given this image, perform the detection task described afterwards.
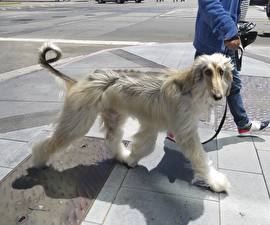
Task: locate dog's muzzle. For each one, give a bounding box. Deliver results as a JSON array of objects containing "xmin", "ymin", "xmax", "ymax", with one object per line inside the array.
[
  {"xmin": 213, "ymin": 94, "xmax": 222, "ymax": 101},
  {"xmin": 212, "ymin": 90, "xmax": 223, "ymax": 101}
]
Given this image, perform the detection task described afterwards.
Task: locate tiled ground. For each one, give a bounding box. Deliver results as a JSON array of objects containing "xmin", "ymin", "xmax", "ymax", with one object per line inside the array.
[
  {"xmin": 0, "ymin": 126, "xmax": 48, "ymax": 179},
  {"xmin": 0, "ymin": 43, "xmax": 269, "ymax": 224},
  {"xmin": 83, "ymin": 130, "xmax": 270, "ymax": 225}
]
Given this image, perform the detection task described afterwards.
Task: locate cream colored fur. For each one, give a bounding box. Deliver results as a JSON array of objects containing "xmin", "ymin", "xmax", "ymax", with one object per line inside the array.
[{"xmin": 32, "ymin": 43, "xmax": 233, "ymax": 193}]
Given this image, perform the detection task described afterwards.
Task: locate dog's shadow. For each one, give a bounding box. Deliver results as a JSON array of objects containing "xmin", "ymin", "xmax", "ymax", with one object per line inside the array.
[
  {"xmin": 12, "ymin": 145, "xmax": 215, "ymax": 225},
  {"xmin": 103, "ymin": 146, "xmax": 217, "ymax": 225},
  {"xmin": 12, "ymin": 160, "xmax": 116, "ymax": 199},
  {"xmin": 12, "ymin": 134, "xmax": 261, "ymax": 225}
]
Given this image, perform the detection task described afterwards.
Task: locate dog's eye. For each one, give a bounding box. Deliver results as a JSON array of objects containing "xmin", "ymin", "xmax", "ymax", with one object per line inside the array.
[
  {"xmin": 204, "ymin": 68, "xmax": 212, "ymax": 76},
  {"xmin": 218, "ymin": 68, "xmax": 224, "ymax": 76}
]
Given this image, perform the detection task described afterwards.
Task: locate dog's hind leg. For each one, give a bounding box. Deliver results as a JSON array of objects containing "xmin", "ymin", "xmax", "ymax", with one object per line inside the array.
[
  {"xmin": 123, "ymin": 124, "xmax": 158, "ymax": 167},
  {"xmin": 102, "ymin": 110, "xmax": 129, "ymax": 162},
  {"xmin": 174, "ymin": 130, "xmax": 230, "ymax": 193},
  {"xmin": 32, "ymin": 96, "xmax": 98, "ymax": 168}
]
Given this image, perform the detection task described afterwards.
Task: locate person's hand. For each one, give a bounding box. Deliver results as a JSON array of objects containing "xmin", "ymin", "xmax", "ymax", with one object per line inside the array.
[{"xmin": 224, "ymin": 37, "xmax": 241, "ymax": 50}]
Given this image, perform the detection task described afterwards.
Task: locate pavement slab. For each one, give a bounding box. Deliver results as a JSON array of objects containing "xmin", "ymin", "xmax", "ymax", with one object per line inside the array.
[
  {"xmin": 122, "ymin": 138, "xmax": 218, "ymax": 202},
  {"xmin": 0, "ymin": 125, "xmax": 47, "ymax": 142},
  {"xmin": 125, "ymin": 43, "xmax": 195, "ymax": 69},
  {"xmin": 0, "ymin": 109, "xmax": 58, "ymax": 134},
  {"xmin": 81, "ymin": 222, "xmax": 100, "ymax": 225},
  {"xmin": 253, "ymin": 135, "xmax": 270, "ymax": 151},
  {"xmin": 61, "ymin": 51, "xmax": 141, "ymax": 71},
  {"xmin": 220, "ymin": 169, "xmax": 270, "ymax": 225},
  {"xmin": 0, "ymin": 101, "xmax": 61, "ymax": 118},
  {"xmin": 217, "ymin": 132, "xmax": 262, "ymax": 173},
  {"xmin": 0, "ymin": 70, "xmax": 61, "ymax": 101},
  {"xmin": 257, "ymin": 150, "xmax": 270, "ymax": 193},
  {"xmin": 0, "ymin": 167, "xmax": 12, "ymax": 180},
  {"xmin": 242, "ymin": 55, "xmax": 270, "ymax": 77},
  {"xmin": 0, "ymin": 139, "xmax": 29, "ymax": 169},
  {"xmin": 102, "ymin": 187, "xmax": 219, "ymax": 225},
  {"xmin": 84, "ymin": 164, "xmax": 128, "ymax": 224}
]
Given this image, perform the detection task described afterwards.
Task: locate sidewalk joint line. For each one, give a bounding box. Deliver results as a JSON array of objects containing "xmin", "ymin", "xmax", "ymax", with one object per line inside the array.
[
  {"xmin": 121, "ymin": 185, "xmax": 219, "ymax": 203},
  {"xmin": 101, "ymin": 167, "xmax": 129, "ymax": 224},
  {"xmin": 219, "ymin": 167, "xmax": 262, "ymax": 175},
  {"xmin": 252, "ymin": 139, "xmax": 270, "ymax": 198},
  {"xmin": 0, "ymin": 137, "xmax": 28, "ymax": 143},
  {"xmin": 218, "ymin": 193, "xmax": 222, "ymax": 225}
]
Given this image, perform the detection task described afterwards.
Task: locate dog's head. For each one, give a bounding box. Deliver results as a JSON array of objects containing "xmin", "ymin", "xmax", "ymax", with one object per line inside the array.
[{"xmin": 192, "ymin": 53, "xmax": 233, "ymax": 101}]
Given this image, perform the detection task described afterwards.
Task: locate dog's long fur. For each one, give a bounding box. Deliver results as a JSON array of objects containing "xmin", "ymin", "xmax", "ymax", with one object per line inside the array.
[{"xmin": 33, "ymin": 43, "xmax": 233, "ymax": 192}]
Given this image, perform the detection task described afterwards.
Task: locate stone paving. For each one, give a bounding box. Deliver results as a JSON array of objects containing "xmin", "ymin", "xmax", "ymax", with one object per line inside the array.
[
  {"xmin": 217, "ymin": 75, "xmax": 270, "ymax": 135},
  {"xmin": 0, "ymin": 42, "xmax": 269, "ymax": 225}
]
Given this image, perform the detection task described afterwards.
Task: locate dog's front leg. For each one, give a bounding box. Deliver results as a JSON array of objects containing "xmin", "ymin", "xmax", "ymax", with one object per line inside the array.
[
  {"xmin": 175, "ymin": 131, "xmax": 230, "ymax": 193},
  {"xmin": 123, "ymin": 126, "xmax": 158, "ymax": 168}
]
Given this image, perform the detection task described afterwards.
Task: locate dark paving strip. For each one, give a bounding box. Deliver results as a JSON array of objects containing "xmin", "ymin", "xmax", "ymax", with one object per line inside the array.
[
  {"xmin": 245, "ymin": 51, "xmax": 270, "ymax": 64},
  {"xmin": 111, "ymin": 49, "xmax": 167, "ymax": 69},
  {"xmin": 0, "ymin": 110, "xmax": 58, "ymax": 133},
  {"xmin": 0, "ymin": 136, "xmax": 117, "ymax": 225}
]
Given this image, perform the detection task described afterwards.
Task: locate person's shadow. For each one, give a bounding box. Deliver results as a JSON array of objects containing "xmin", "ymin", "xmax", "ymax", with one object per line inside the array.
[{"xmin": 203, "ymin": 134, "xmax": 265, "ymax": 152}]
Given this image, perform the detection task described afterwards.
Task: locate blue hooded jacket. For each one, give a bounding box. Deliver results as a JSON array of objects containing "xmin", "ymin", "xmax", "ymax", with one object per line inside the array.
[{"xmin": 193, "ymin": 0, "xmax": 241, "ymax": 54}]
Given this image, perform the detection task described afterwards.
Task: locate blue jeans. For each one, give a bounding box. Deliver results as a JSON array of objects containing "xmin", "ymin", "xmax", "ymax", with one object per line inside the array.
[{"xmin": 195, "ymin": 50, "xmax": 249, "ymax": 128}]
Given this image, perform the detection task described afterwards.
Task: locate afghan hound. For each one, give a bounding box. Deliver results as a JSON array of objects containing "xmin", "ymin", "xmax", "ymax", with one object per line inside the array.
[{"xmin": 32, "ymin": 43, "xmax": 233, "ymax": 192}]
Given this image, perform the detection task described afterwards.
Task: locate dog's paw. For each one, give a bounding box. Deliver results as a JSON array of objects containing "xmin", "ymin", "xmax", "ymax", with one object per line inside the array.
[
  {"xmin": 116, "ymin": 146, "xmax": 133, "ymax": 166},
  {"xmin": 207, "ymin": 167, "xmax": 230, "ymax": 193},
  {"xmin": 120, "ymin": 154, "xmax": 138, "ymax": 168},
  {"xmin": 116, "ymin": 145, "xmax": 130, "ymax": 160},
  {"xmin": 115, "ymin": 145, "xmax": 139, "ymax": 168},
  {"xmin": 193, "ymin": 167, "xmax": 231, "ymax": 193}
]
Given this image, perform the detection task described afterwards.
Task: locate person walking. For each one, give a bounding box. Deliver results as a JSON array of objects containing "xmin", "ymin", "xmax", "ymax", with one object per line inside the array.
[
  {"xmin": 193, "ymin": 0, "xmax": 270, "ymax": 136},
  {"xmin": 167, "ymin": 0, "xmax": 269, "ymax": 141}
]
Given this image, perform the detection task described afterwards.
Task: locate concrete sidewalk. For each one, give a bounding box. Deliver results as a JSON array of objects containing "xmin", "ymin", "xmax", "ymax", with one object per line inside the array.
[{"xmin": 0, "ymin": 42, "xmax": 270, "ymax": 225}]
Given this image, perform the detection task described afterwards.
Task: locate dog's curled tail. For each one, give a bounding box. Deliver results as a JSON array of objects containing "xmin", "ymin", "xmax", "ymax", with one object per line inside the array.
[{"xmin": 39, "ymin": 42, "xmax": 76, "ymax": 90}]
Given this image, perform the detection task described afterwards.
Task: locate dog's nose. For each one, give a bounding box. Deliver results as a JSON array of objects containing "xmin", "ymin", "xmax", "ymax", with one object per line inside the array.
[{"xmin": 213, "ymin": 93, "xmax": 222, "ymax": 101}]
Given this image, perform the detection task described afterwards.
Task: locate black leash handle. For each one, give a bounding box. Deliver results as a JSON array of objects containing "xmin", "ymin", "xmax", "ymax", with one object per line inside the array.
[
  {"xmin": 201, "ymin": 100, "xmax": 228, "ymax": 144},
  {"xmin": 235, "ymin": 46, "xmax": 244, "ymax": 71}
]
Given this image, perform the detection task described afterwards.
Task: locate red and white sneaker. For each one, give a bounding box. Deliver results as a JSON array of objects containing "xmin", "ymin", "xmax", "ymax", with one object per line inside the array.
[{"xmin": 238, "ymin": 120, "xmax": 270, "ymax": 136}]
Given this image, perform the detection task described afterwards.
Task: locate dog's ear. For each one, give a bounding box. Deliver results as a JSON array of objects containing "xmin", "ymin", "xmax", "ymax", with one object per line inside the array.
[
  {"xmin": 224, "ymin": 58, "xmax": 234, "ymax": 82},
  {"xmin": 172, "ymin": 69, "xmax": 201, "ymax": 94}
]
